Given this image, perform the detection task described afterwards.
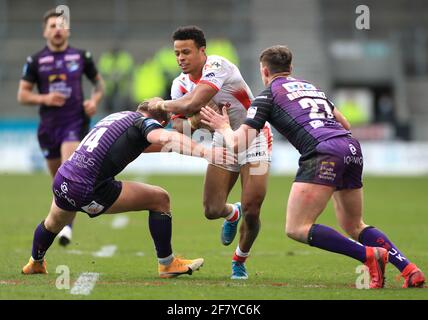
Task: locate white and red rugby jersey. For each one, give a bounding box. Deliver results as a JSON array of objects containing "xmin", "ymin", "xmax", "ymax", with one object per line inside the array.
[{"xmin": 171, "ymin": 55, "xmax": 255, "ymax": 130}]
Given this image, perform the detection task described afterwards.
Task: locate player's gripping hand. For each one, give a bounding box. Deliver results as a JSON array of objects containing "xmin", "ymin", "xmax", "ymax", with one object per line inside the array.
[
  {"xmin": 43, "ymin": 91, "xmax": 66, "ymax": 107},
  {"xmin": 83, "ymin": 99, "xmax": 97, "ymax": 117},
  {"xmin": 200, "ymin": 105, "xmax": 231, "ymax": 132},
  {"xmin": 188, "ymin": 100, "xmax": 220, "ymax": 131},
  {"xmin": 146, "ymin": 97, "xmax": 165, "ymax": 112}
]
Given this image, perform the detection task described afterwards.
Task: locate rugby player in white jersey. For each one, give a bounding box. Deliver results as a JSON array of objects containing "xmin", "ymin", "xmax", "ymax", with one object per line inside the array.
[{"xmin": 148, "ymin": 26, "xmax": 273, "ymax": 280}]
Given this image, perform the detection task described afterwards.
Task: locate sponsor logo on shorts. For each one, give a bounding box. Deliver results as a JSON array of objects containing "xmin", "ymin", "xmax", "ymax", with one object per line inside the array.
[
  {"xmin": 54, "ymin": 188, "xmax": 76, "ymax": 207},
  {"xmin": 344, "ymin": 155, "xmax": 363, "ymax": 166},
  {"xmin": 318, "ymin": 161, "xmax": 337, "ymax": 181},
  {"xmin": 61, "ymin": 182, "xmax": 68, "ymax": 193},
  {"xmin": 349, "ymin": 144, "xmax": 357, "ymax": 155},
  {"xmin": 246, "ymin": 150, "xmax": 267, "ymax": 159},
  {"xmin": 82, "ymin": 201, "xmax": 105, "ymax": 215}
]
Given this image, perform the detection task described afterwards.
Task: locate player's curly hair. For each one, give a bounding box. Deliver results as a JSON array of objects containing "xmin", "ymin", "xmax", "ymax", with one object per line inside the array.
[
  {"xmin": 260, "ymin": 45, "xmax": 292, "ymax": 74},
  {"xmin": 172, "ymin": 25, "xmax": 206, "ymax": 48},
  {"xmin": 137, "ymin": 99, "xmax": 171, "ymax": 125}
]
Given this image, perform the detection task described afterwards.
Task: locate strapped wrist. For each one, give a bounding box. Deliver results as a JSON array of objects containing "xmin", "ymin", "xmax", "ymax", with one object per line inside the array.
[{"xmin": 160, "ymin": 101, "xmax": 167, "ymax": 111}]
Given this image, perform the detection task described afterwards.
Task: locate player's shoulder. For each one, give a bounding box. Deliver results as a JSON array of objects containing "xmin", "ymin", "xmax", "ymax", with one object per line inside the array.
[
  {"xmin": 67, "ymin": 46, "xmax": 94, "ymax": 61},
  {"xmin": 172, "ymin": 73, "xmax": 193, "ymax": 90},
  {"xmin": 271, "ymin": 76, "xmax": 317, "ymax": 92},
  {"xmin": 172, "ymin": 72, "xmax": 186, "ymax": 84},
  {"xmin": 204, "ymin": 55, "xmax": 234, "ymax": 71},
  {"xmin": 25, "ymin": 47, "xmax": 50, "ymax": 64}
]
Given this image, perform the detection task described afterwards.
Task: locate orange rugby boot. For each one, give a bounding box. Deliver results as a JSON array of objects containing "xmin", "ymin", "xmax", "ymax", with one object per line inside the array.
[
  {"xmin": 401, "ymin": 263, "xmax": 425, "ymax": 288},
  {"xmin": 364, "ymin": 247, "xmax": 388, "ymax": 289},
  {"xmin": 158, "ymin": 256, "xmax": 204, "ymax": 279},
  {"xmin": 22, "ymin": 257, "xmax": 48, "ymax": 274}
]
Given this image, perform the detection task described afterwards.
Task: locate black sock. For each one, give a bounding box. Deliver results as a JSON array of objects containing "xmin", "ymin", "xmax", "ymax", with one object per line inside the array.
[{"xmin": 148, "ymin": 211, "xmax": 173, "ymax": 259}]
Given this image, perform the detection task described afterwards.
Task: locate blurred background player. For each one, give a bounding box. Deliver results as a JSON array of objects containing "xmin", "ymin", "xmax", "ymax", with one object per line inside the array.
[
  {"xmin": 149, "ymin": 26, "xmax": 273, "ymax": 280},
  {"xmin": 201, "ymin": 45, "xmax": 425, "ymax": 288},
  {"xmin": 17, "ymin": 8, "xmax": 105, "ymax": 247},
  {"xmin": 21, "ymin": 98, "xmax": 232, "ymax": 278}
]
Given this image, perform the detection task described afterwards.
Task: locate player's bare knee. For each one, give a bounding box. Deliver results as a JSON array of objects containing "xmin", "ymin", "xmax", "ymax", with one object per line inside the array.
[
  {"xmin": 44, "ymin": 214, "xmax": 66, "ymax": 234},
  {"xmin": 241, "ymin": 203, "xmax": 260, "ymax": 225},
  {"xmin": 241, "ymin": 201, "xmax": 261, "ymax": 217},
  {"xmin": 242, "ymin": 212, "xmax": 260, "ymax": 229},
  {"xmin": 285, "ymin": 224, "xmax": 308, "ymax": 243},
  {"xmin": 153, "ymin": 187, "xmax": 170, "ymax": 212}
]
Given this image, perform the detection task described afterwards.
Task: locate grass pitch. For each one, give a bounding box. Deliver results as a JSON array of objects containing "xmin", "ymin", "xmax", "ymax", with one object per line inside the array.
[{"xmin": 0, "ymin": 173, "xmax": 427, "ymax": 300}]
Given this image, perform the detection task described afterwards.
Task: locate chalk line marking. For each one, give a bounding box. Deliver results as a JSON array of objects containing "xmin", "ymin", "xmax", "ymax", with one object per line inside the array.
[
  {"xmin": 92, "ymin": 245, "xmax": 117, "ymax": 258},
  {"xmin": 111, "ymin": 216, "xmax": 129, "ymax": 229},
  {"xmin": 70, "ymin": 272, "xmax": 100, "ymax": 295}
]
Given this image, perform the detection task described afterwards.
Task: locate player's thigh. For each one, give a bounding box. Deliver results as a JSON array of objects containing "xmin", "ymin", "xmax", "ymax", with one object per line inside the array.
[
  {"xmin": 61, "ymin": 141, "xmax": 80, "ymax": 163},
  {"xmin": 45, "ymin": 198, "xmax": 77, "ymax": 233},
  {"xmin": 46, "ymin": 158, "xmax": 62, "ymax": 177},
  {"xmin": 240, "ymin": 162, "xmax": 269, "ymax": 214},
  {"xmin": 203, "ymin": 164, "xmax": 239, "ymax": 208},
  {"xmin": 333, "ymin": 188, "xmax": 366, "ymax": 237},
  {"xmin": 286, "ymin": 182, "xmax": 334, "ymax": 230},
  {"xmin": 105, "ymin": 181, "xmax": 170, "ymax": 214}
]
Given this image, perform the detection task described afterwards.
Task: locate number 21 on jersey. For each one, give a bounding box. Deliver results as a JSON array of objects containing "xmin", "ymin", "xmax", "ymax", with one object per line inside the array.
[{"xmin": 299, "ymin": 98, "xmax": 334, "ymax": 119}]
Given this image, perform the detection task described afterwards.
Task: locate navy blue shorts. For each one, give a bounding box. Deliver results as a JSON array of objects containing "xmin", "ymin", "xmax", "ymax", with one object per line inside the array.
[
  {"xmin": 53, "ymin": 172, "xmax": 122, "ymax": 218},
  {"xmin": 295, "ymin": 135, "xmax": 363, "ymax": 190}
]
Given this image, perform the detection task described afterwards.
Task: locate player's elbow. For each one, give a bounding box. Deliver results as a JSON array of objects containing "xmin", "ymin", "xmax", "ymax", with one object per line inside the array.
[{"xmin": 17, "ymin": 90, "xmax": 27, "ymax": 105}]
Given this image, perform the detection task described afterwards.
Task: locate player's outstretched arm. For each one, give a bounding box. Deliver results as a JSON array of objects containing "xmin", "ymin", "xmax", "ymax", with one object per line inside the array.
[
  {"xmin": 146, "ymin": 128, "xmax": 233, "ymax": 165},
  {"xmin": 149, "ymin": 83, "xmax": 217, "ymax": 115},
  {"xmin": 200, "ymin": 106, "xmax": 256, "ymax": 153}
]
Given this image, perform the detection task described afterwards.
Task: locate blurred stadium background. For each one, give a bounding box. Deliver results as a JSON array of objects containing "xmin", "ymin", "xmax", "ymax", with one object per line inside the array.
[
  {"xmin": 0, "ymin": 0, "xmax": 427, "ymax": 300},
  {"xmin": 1, "ymin": 0, "xmax": 428, "ymax": 175}
]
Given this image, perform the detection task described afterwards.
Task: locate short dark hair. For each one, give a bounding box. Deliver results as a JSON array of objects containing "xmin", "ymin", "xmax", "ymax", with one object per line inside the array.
[
  {"xmin": 259, "ymin": 45, "xmax": 293, "ymax": 74},
  {"xmin": 137, "ymin": 100, "xmax": 171, "ymax": 125},
  {"xmin": 172, "ymin": 26, "xmax": 206, "ymax": 48},
  {"xmin": 43, "ymin": 8, "xmax": 63, "ymax": 28}
]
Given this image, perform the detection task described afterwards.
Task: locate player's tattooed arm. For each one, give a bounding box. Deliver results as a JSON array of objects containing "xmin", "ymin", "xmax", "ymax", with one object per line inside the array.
[
  {"xmin": 84, "ymin": 74, "xmax": 105, "ymax": 117},
  {"xmin": 149, "ymin": 83, "xmax": 217, "ymax": 115},
  {"xmin": 17, "ymin": 80, "xmax": 66, "ymax": 107}
]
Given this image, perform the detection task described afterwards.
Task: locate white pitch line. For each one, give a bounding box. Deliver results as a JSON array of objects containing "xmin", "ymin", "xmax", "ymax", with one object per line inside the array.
[
  {"xmin": 111, "ymin": 216, "xmax": 129, "ymax": 229},
  {"xmin": 92, "ymin": 245, "xmax": 117, "ymax": 257},
  {"xmin": 70, "ymin": 272, "xmax": 100, "ymax": 295}
]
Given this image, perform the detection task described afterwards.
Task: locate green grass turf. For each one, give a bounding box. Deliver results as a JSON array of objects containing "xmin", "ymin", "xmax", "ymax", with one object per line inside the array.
[{"xmin": 0, "ymin": 173, "xmax": 427, "ymax": 299}]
